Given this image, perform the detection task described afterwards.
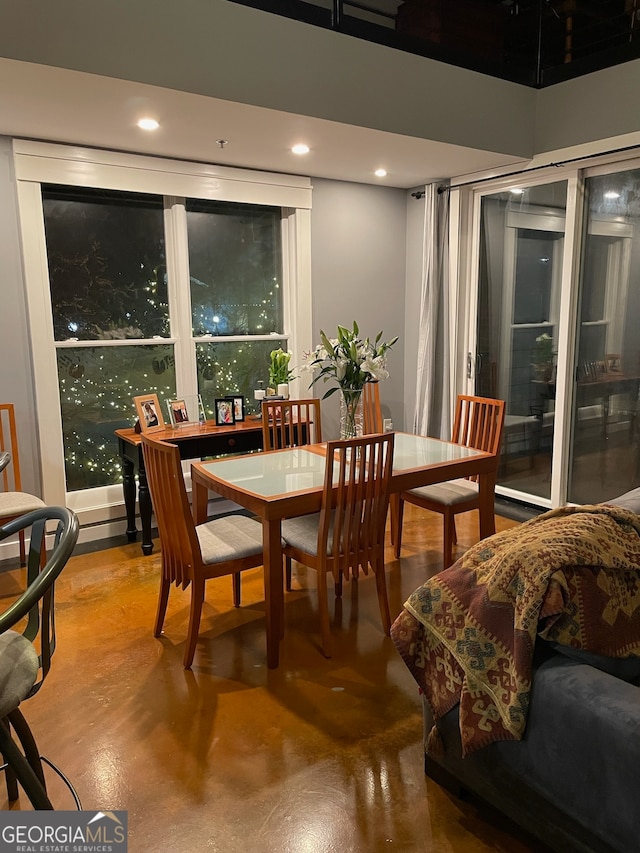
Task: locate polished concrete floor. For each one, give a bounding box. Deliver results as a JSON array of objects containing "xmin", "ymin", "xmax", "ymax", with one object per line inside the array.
[{"xmin": 0, "ymin": 505, "xmax": 548, "ymax": 852}]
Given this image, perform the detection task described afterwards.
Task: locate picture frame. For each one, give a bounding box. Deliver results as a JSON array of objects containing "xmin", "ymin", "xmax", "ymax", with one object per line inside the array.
[
  {"xmin": 134, "ymin": 393, "xmax": 165, "ymax": 433},
  {"xmin": 167, "ymin": 398, "xmax": 190, "ymax": 426},
  {"xmin": 232, "ymin": 394, "xmax": 245, "ymax": 423},
  {"xmin": 214, "ymin": 397, "xmax": 235, "ymax": 426},
  {"xmin": 606, "ymin": 354, "xmax": 622, "ymax": 374},
  {"xmin": 165, "ymin": 395, "xmax": 206, "ymax": 427}
]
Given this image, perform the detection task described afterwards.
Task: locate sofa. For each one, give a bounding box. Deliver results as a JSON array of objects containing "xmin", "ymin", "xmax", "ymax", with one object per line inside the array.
[{"xmin": 391, "ymin": 488, "xmax": 640, "ymax": 853}]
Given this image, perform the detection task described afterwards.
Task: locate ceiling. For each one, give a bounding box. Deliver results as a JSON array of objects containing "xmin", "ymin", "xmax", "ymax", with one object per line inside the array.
[{"xmin": 0, "ymin": 58, "xmax": 529, "ymax": 190}]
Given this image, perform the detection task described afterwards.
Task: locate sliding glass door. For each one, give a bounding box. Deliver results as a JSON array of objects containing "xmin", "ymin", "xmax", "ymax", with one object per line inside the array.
[
  {"xmin": 568, "ymin": 168, "xmax": 639, "ymax": 504},
  {"xmin": 476, "ymin": 181, "xmax": 567, "ymax": 502},
  {"xmin": 470, "ymin": 162, "xmax": 640, "ymax": 509}
]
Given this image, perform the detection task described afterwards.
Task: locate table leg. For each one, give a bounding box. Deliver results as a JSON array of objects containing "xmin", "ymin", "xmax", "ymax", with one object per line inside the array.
[
  {"xmin": 121, "ymin": 457, "xmax": 138, "ymax": 543},
  {"xmin": 263, "ymin": 518, "xmax": 284, "ymax": 668},
  {"xmin": 138, "ymin": 466, "xmax": 154, "ymax": 556},
  {"xmin": 191, "ymin": 478, "xmax": 209, "ymax": 525}
]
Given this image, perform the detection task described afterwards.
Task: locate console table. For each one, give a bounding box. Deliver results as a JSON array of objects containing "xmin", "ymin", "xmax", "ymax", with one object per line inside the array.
[{"xmin": 115, "ymin": 419, "xmax": 264, "ymax": 554}]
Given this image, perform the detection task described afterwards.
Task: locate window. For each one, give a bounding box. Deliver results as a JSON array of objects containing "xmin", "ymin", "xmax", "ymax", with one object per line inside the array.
[
  {"xmin": 15, "ymin": 141, "xmax": 312, "ymax": 519},
  {"xmin": 43, "ymin": 186, "xmax": 173, "ymax": 490}
]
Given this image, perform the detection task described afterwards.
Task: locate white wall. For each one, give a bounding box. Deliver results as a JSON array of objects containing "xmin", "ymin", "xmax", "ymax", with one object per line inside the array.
[{"xmin": 310, "ymin": 178, "xmax": 406, "ymax": 438}]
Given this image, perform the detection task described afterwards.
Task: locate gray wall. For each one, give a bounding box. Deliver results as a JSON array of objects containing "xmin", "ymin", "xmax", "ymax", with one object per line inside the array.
[
  {"xmin": 0, "ymin": 137, "xmax": 41, "ymax": 494},
  {"xmin": 6, "ymin": 0, "xmax": 640, "ymax": 163},
  {"xmin": 535, "ymin": 60, "xmax": 640, "ymax": 155},
  {"xmin": 310, "ymin": 179, "xmax": 406, "ymax": 439},
  {"xmin": 1, "ymin": 0, "xmax": 535, "ymax": 159}
]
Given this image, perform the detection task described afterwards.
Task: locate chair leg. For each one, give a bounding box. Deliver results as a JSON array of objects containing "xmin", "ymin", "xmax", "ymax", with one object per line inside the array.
[
  {"xmin": 7, "ymin": 709, "xmax": 47, "ymax": 791},
  {"xmin": 374, "ymin": 564, "xmax": 391, "ymax": 635},
  {"xmin": 0, "ymin": 717, "xmax": 52, "ymax": 810},
  {"xmin": 285, "ymin": 556, "xmax": 292, "ymax": 592},
  {"xmin": 316, "ymin": 568, "xmax": 333, "ymax": 658},
  {"xmin": 184, "ymin": 577, "xmax": 205, "ymax": 669},
  {"xmin": 232, "ymin": 572, "xmax": 241, "ymax": 607},
  {"xmin": 442, "ymin": 510, "xmax": 455, "ymax": 569},
  {"xmin": 154, "ymin": 575, "xmax": 171, "ymax": 636},
  {"xmin": 392, "ymin": 496, "xmax": 405, "ymax": 559}
]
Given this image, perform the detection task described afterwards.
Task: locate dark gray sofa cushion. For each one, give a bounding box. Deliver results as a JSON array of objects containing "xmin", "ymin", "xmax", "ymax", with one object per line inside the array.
[
  {"xmin": 545, "ymin": 641, "xmax": 640, "ymax": 682},
  {"xmin": 605, "ymin": 487, "xmax": 640, "ymax": 513},
  {"xmin": 425, "ymin": 654, "xmax": 640, "ymax": 853}
]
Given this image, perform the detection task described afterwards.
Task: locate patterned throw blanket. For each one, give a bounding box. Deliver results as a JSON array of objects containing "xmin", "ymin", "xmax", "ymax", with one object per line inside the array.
[{"xmin": 391, "ymin": 504, "xmax": 640, "ymax": 755}]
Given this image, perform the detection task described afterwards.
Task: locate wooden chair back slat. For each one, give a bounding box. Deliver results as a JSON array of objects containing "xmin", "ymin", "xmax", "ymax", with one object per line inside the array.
[
  {"xmin": 452, "ymin": 395, "xmax": 506, "ymax": 483},
  {"xmin": 261, "ymin": 399, "xmax": 322, "ymax": 451},
  {"xmin": 141, "ymin": 435, "xmax": 201, "ymax": 588},
  {"xmin": 320, "ymin": 432, "xmax": 394, "ymax": 583},
  {"xmin": 0, "ymin": 404, "xmax": 23, "ymax": 493},
  {"xmin": 362, "ymin": 382, "xmax": 383, "ymax": 435}
]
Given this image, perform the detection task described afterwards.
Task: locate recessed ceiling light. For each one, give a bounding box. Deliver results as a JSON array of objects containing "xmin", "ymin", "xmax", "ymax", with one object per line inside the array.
[
  {"xmin": 375, "ymin": 168, "xmax": 387, "ymax": 178},
  {"xmin": 604, "ymin": 190, "xmax": 620, "ymax": 199},
  {"xmin": 510, "ymin": 188, "xmax": 524, "ymax": 195},
  {"xmin": 138, "ymin": 118, "xmax": 159, "ymax": 131},
  {"xmin": 291, "ymin": 143, "xmax": 310, "ymax": 155}
]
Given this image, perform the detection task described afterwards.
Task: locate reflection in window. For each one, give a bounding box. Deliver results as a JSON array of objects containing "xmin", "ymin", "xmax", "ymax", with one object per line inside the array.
[
  {"xmin": 477, "ymin": 181, "xmax": 567, "ymax": 501},
  {"xmin": 187, "ymin": 200, "xmax": 283, "ymax": 336},
  {"xmin": 43, "ymin": 186, "xmax": 167, "ymax": 342},
  {"xmin": 57, "ymin": 345, "xmax": 176, "ymax": 490},
  {"xmin": 568, "ymin": 169, "xmax": 638, "ymax": 504},
  {"xmin": 196, "ymin": 340, "xmax": 286, "ymax": 417}
]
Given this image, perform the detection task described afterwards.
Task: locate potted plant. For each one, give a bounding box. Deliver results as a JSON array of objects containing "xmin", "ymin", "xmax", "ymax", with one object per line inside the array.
[
  {"xmin": 303, "ymin": 322, "xmax": 398, "ymax": 438},
  {"xmin": 532, "ymin": 332, "xmax": 555, "ymax": 382},
  {"xmin": 268, "ymin": 348, "xmax": 295, "ymax": 398}
]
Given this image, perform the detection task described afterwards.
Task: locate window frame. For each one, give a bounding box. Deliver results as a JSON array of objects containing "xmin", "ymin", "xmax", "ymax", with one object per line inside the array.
[{"xmin": 14, "ymin": 140, "xmax": 312, "ymax": 527}]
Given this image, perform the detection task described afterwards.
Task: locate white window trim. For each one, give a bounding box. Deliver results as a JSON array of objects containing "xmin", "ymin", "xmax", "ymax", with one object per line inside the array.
[{"xmin": 14, "ymin": 141, "xmax": 312, "ymax": 532}]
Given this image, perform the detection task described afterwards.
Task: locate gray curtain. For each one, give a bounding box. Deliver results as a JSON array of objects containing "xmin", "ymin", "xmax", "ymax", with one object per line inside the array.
[{"xmin": 413, "ymin": 181, "xmax": 451, "ymax": 438}]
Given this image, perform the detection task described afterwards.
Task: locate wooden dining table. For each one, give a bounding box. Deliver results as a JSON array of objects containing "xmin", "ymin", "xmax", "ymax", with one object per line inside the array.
[{"xmin": 190, "ymin": 432, "xmax": 497, "ymax": 668}]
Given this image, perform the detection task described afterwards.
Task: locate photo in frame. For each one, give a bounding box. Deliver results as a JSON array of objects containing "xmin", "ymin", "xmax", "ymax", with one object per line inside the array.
[
  {"xmin": 214, "ymin": 397, "xmax": 235, "ymax": 426},
  {"xmin": 232, "ymin": 395, "xmax": 245, "ymax": 423},
  {"xmin": 134, "ymin": 393, "xmax": 165, "ymax": 433},
  {"xmin": 167, "ymin": 398, "xmax": 190, "ymax": 425},
  {"xmin": 166, "ymin": 395, "xmax": 205, "ymax": 426}
]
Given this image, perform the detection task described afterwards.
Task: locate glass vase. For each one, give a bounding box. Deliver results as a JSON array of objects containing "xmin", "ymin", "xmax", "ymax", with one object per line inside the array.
[{"xmin": 339, "ymin": 389, "xmax": 364, "ymax": 440}]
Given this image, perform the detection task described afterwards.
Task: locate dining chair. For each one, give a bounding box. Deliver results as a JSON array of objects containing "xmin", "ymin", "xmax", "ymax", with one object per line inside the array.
[
  {"xmin": 261, "ymin": 398, "xmax": 322, "ymax": 451},
  {"xmin": 362, "ymin": 381, "xmax": 383, "ymax": 434},
  {"xmin": 281, "ymin": 431, "xmax": 395, "ymax": 657},
  {"xmin": 262, "ymin": 397, "xmax": 324, "ymax": 591},
  {"xmin": 392, "ymin": 394, "xmax": 505, "ymax": 569},
  {"xmin": 140, "ymin": 434, "xmax": 265, "ymax": 668},
  {"xmin": 0, "ymin": 404, "xmax": 46, "ymax": 566},
  {"xmin": 0, "ymin": 506, "xmax": 80, "ymax": 809}
]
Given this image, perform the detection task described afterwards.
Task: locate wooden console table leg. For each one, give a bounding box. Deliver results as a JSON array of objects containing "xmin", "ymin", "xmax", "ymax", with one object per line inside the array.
[
  {"xmin": 121, "ymin": 456, "xmax": 138, "ymax": 543},
  {"xmin": 138, "ymin": 465, "xmax": 154, "ymax": 555}
]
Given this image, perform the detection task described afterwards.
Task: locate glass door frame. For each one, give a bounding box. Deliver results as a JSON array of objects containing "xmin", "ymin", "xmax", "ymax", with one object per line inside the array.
[{"xmin": 455, "ymin": 170, "xmax": 584, "ymax": 510}]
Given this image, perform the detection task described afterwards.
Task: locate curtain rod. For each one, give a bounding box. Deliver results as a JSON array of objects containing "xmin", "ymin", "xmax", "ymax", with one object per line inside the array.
[{"xmin": 427, "ymin": 140, "xmax": 640, "ymax": 195}]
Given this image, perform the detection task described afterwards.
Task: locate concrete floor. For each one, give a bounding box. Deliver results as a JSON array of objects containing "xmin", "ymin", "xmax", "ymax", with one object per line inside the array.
[{"xmin": 0, "ymin": 505, "xmax": 547, "ymax": 853}]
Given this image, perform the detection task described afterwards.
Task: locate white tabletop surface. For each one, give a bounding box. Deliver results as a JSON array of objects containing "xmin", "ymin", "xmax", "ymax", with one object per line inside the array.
[{"xmin": 196, "ymin": 433, "xmax": 484, "ymax": 498}]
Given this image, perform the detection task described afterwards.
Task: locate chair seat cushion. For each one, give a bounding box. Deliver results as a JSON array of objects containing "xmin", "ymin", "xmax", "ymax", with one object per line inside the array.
[
  {"xmin": 282, "ymin": 513, "xmax": 324, "ymax": 556},
  {"xmin": 196, "ymin": 514, "xmax": 263, "ymax": 563},
  {"xmin": 407, "ymin": 478, "xmax": 479, "ymax": 507},
  {"xmin": 0, "ymin": 491, "xmax": 46, "ymax": 515},
  {"xmin": 0, "ymin": 630, "xmax": 38, "ymax": 717}
]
